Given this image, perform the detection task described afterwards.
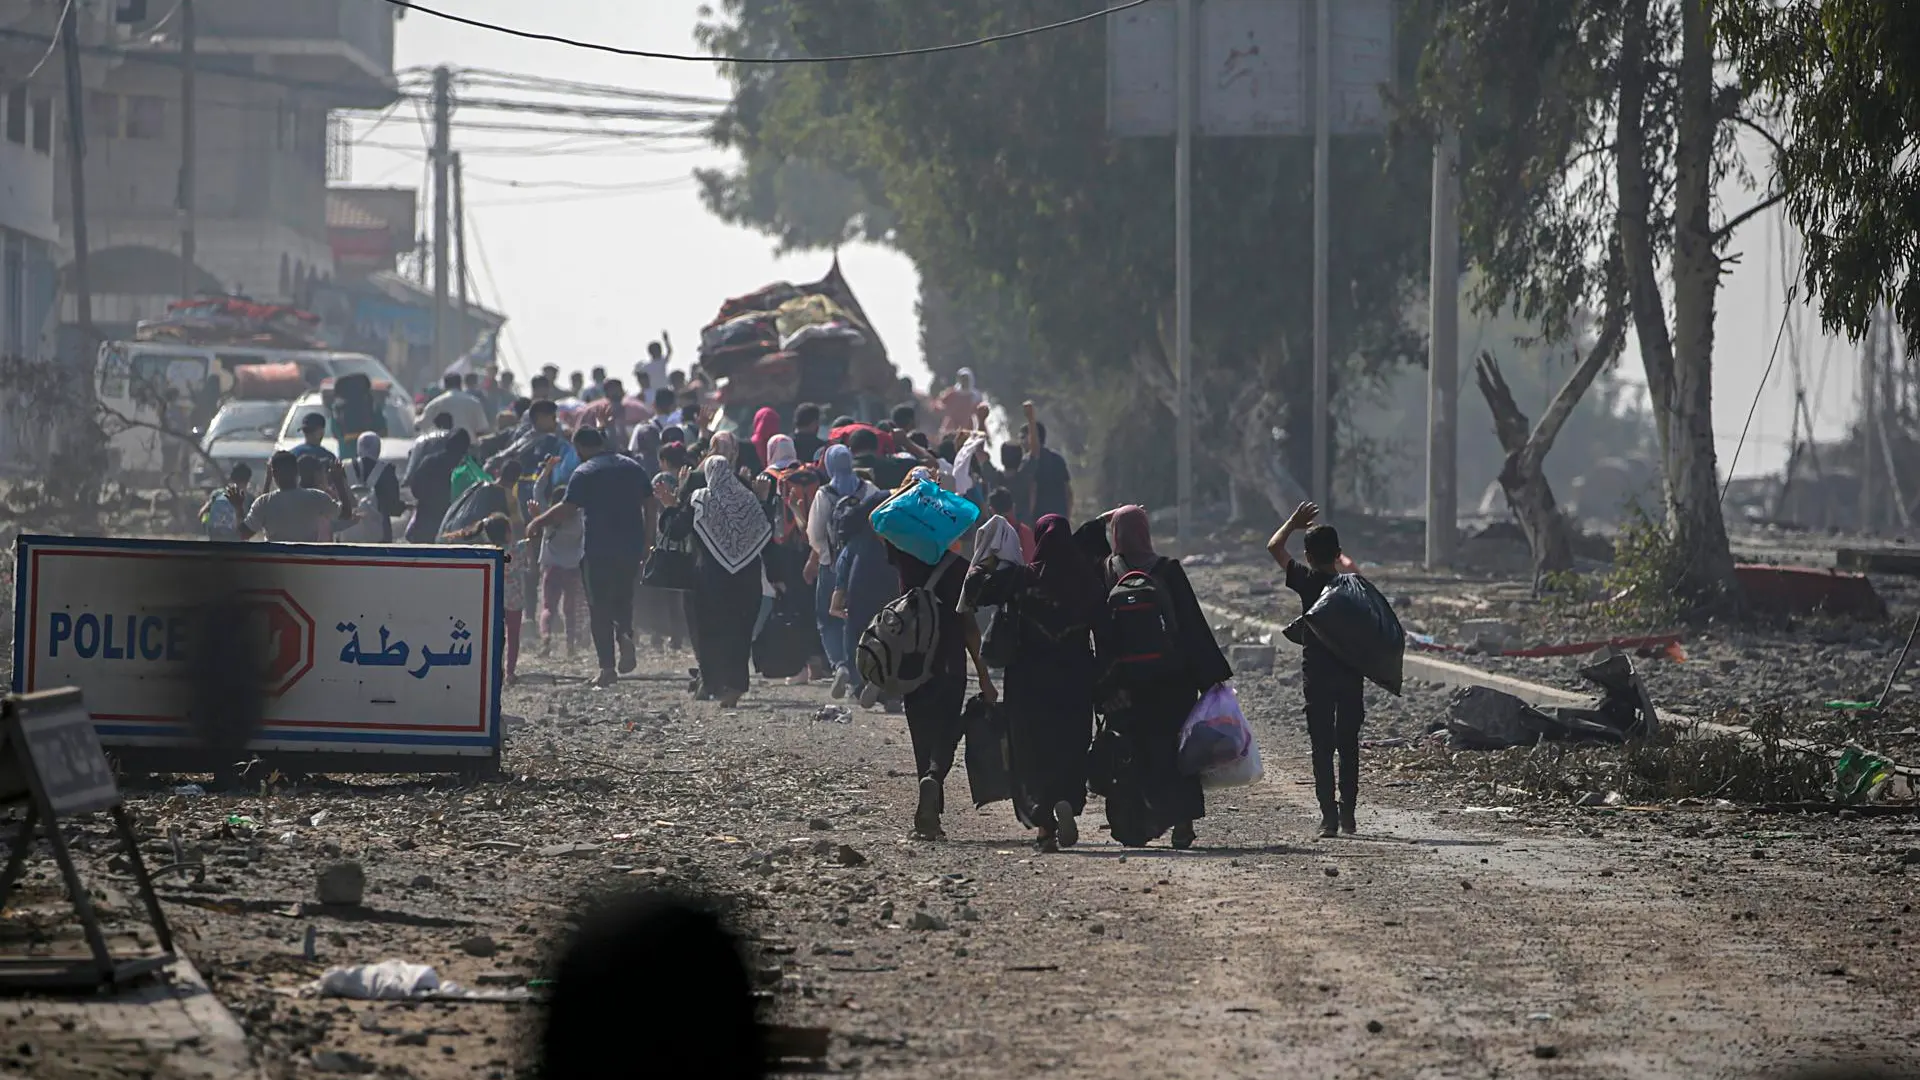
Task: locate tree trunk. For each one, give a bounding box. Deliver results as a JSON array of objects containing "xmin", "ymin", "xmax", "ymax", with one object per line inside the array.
[
  {"xmin": 1611, "ymin": 0, "xmax": 1739, "ymax": 608},
  {"xmin": 1666, "ymin": 0, "xmax": 1739, "ymax": 603},
  {"xmin": 1475, "ymin": 353, "xmax": 1575, "ymax": 577}
]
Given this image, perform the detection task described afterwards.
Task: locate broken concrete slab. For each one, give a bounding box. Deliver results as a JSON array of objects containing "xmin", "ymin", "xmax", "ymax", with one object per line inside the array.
[
  {"xmin": 1230, "ymin": 644, "xmax": 1277, "ymax": 675},
  {"xmin": 1459, "ymin": 618, "xmax": 1519, "ymax": 650}
]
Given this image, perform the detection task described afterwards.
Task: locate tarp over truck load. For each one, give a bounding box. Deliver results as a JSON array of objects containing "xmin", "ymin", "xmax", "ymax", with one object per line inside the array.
[{"xmin": 699, "ymin": 259, "xmax": 898, "ymax": 411}]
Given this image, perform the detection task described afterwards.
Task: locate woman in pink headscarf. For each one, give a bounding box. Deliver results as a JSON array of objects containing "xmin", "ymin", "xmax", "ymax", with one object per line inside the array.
[
  {"xmin": 749, "ymin": 407, "xmax": 782, "ymax": 474},
  {"xmin": 1092, "ymin": 504, "xmax": 1231, "ymax": 851}
]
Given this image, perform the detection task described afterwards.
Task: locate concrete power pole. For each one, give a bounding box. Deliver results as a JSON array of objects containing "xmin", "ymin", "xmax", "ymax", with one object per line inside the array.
[
  {"xmin": 59, "ymin": 0, "xmax": 93, "ymax": 358},
  {"xmin": 1860, "ymin": 309, "xmax": 1879, "ymax": 533},
  {"xmin": 431, "ymin": 66, "xmax": 452, "ymax": 377},
  {"xmin": 453, "ymin": 151, "xmax": 468, "ymax": 315},
  {"xmin": 1425, "ymin": 128, "xmax": 1461, "ymax": 568},
  {"xmin": 1173, "ymin": 0, "xmax": 1194, "ymax": 552},
  {"xmin": 178, "ymin": 0, "xmax": 196, "ymax": 298},
  {"xmin": 1310, "ymin": 0, "xmax": 1332, "ymax": 510}
]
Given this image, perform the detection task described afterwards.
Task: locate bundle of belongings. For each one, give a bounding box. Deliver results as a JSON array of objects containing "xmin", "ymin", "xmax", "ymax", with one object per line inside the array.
[
  {"xmin": 1282, "ymin": 573, "xmax": 1406, "ymax": 695},
  {"xmin": 1435, "ymin": 649, "xmax": 1662, "ymax": 751},
  {"xmin": 136, "ymin": 295, "xmax": 326, "ymax": 349},
  {"xmin": 699, "ymin": 276, "xmax": 878, "ymax": 405}
]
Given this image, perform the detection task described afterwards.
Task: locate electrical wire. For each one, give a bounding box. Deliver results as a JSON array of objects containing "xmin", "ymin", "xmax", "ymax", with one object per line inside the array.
[
  {"xmin": 459, "ymin": 172, "xmax": 694, "ymax": 192},
  {"xmin": 356, "ymin": 137, "xmax": 716, "ymax": 157},
  {"xmin": 463, "ymin": 219, "xmax": 531, "ymax": 378},
  {"xmin": 452, "ymin": 69, "xmax": 727, "ymax": 107},
  {"xmin": 1721, "ymin": 241, "xmax": 1809, "ymax": 504},
  {"xmin": 374, "ymin": 0, "xmax": 1154, "ymax": 63},
  {"xmin": 469, "ymin": 182, "xmax": 696, "ymax": 209},
  {"xmin": 395, "ymin": 93, "xmax": 721, "ymax": 123},
  {"xmin": 1, "ymin": 0, "xmax": 74, "ymax": 93}
]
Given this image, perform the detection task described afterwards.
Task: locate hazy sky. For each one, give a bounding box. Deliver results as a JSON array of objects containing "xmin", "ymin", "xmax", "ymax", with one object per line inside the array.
[{"xmin": 356, "ymin": 0, "xmax": 1860, "ymax": 478}]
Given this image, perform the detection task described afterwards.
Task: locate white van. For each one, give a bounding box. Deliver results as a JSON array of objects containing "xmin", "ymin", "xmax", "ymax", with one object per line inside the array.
[{"xmin": 96, "ymin": 341, "xmax": 412, "ymax": 484}]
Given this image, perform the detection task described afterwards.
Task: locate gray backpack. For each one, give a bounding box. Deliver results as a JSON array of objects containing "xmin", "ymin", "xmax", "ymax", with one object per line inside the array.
[{"xmin": 856, "ymin": 555, "xmax": 961, "ymax": 699}]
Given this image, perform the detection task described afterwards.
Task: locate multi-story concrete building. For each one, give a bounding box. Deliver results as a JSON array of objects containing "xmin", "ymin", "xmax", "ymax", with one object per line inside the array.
[
  {"xmin": 55, "ymin": 0, "xmax": 399, "ymax": 336},
  {"xmin": 0, "ymin": 0, "xmax": 112, "ymax": 466}
]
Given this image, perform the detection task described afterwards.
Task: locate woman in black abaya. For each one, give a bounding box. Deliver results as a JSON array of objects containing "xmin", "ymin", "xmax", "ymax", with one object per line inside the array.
[{"xmin": 965, "ymin": 514, "xmax": 1107, "ymax": 851}]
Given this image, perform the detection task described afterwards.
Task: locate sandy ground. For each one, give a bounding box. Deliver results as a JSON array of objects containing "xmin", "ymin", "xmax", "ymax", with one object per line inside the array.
[{"xmin": 4, "ymin": 540, "xmax": 1920, "ymax": 1077}]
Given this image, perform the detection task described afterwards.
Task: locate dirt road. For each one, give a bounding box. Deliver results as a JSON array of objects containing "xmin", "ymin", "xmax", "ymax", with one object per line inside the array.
[
  {"xmin": 2, "ymin": 536, "xmax": 1916, "ymax": 1078},
  {"xmin": 61, "ymin": 641, "xmax": 1902, "ymax": 1079}
]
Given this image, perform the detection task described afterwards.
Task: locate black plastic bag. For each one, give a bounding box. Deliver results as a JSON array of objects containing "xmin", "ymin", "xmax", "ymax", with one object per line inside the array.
[
  {"xmin": 980, "ymin": 605, "xmax": 1019, "ymax": 670},
  {"xmin": 962, "ymin": 694, "xmax": 1012, "ymax": 808},
  {"xmin": 753, "ymin": 608, "xmax": 816, "ymax": 679},
  {"xmin": 1290, "ymin": 573, "xmax": 1405, "ymax": 696}
]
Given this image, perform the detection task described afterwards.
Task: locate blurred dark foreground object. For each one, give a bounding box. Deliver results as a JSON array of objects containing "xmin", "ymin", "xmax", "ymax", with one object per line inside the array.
[{"xmin": 541, "ymin": 892, "xmax": 766, "ymax": 1080}]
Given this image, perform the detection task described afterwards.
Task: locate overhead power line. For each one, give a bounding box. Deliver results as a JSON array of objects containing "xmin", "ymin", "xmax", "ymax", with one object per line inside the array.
[
  {"xmin": 373, "ymin": 0, "xmax": 1154, "ymax": 63},
  {"xmin": 460, "ymin": 171, "xmax": 694, "ymax": 192},
  {"xmin": 1, "ymin": 0, "xmax": 74, "ymax": 93},
  {"xmin": 395, "ymin": 93, "xmax": 720, "ymax": 124},
  {"xmin": 450, "ymin": 69, "xmax": 728, "ymax": 107}
]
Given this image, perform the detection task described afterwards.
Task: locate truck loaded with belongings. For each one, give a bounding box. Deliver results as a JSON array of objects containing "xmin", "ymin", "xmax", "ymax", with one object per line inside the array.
[{"xmin": 698, "ymin": 258, "xmax": 900, "ymax": 418}]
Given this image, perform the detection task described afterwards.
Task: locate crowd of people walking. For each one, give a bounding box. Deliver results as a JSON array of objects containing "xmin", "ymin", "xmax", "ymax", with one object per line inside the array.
[{"xmin": 205, "ymin": 360, "xmax": 1375, "ymax": 852}]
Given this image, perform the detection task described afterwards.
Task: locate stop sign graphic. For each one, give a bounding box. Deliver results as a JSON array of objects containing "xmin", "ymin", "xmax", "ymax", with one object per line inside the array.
[{"xmin": 237, "ymin": 589, "xmax": 315, "ymax": 696}]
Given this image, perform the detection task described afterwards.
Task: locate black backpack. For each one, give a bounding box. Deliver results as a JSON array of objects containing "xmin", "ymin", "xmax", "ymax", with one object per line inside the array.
[
  {"xmin": 1104, "ymin": 556, "xmax": 1183, "ymax": 685},
  {"xmin": 829, "ymin": 490, "xmax": 870, "ymax": 555}
]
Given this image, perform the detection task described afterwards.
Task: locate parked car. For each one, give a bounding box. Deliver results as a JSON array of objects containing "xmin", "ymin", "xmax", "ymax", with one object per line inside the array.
[
  {"xmin": 274, "ymin": 392, "xmax": 417, "ymax": 474},
  {"xmin": 97, "ymin": 341, "xmax": 411, "ymax": 482},
  {"xmin": 193, "ymin": 399, "xmax": 295, "ymax": 488}
]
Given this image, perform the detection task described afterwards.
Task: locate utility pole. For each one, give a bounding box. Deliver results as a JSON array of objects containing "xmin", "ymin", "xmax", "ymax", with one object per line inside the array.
[
  {"xmin": 177, "ymin": 0, "xmax": 196, "ymax": 298},
  {"xmin": 453, "ymin": 151, "xmax": 468, "ymax": 314},
  {"xmin": 1310, "ymin": 0, "xmax": 1332, "ymax": 509},
  {"xmin": 59, "ymin": 0, "xmax": 94, "ymax": 362},
  {"xmin": 431, "ymin": 65, "xmax": 452, "ymax": 376},
  {"xmin": 1174, "ymin": 0, "xmax": 1194, "ymax": 552},
  {"xmin": 1425, "ymin": 127, "xmax": 1460, "ymax": 568},
  {"xmin": 1860, "ymin": 308, "xmax": 1879, "ymax": 533}
]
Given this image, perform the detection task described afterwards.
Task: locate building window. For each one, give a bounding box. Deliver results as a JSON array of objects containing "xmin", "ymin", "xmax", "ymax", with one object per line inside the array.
[
  {"xmin": 85, "ymin": 91, "xmax": 119, "ymax": 137},
  {"xmin": 125, "ymin": 95, "xmax": 165, "ymax": 140},
  {"xmin": 5, "ymin": 89, "xmax": 25, "ymax": 145},
  {"xmin": 30, "ymin": 97, "xmax": 51, "ymax": 153}
]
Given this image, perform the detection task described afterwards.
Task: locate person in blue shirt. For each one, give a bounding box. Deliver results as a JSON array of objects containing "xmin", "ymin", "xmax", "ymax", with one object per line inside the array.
[
  {"xmin": 527, "ymin": 427, "xmax": 650, "ymax": 687},
  {"xmin": 289, "ymin": 411, "xmax": 338, "ymax": 465}
]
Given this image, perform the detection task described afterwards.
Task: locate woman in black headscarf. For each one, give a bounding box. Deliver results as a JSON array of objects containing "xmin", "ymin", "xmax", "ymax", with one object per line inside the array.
[
  {"xmin": 405, "ymin": 427, "xmax": 470, "ymax": 544},
  {"xmin": 1094, "ymin": 505, "xmax": 1231, "ymax": 850},
  {"xmin": 964, "ymin": 513, "xmax": 1107, "ymax": 851}
]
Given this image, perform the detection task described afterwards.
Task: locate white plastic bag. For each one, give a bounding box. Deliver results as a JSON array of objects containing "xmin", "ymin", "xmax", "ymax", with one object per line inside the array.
[
  {"xmin": 1178, "ymin": 684, "xmax": 1253, "ymax": 776},
  {"xmin": 1202, "ymin": 735, "xmax": 1265, "ymax": 788},
  {"xmin": 314, "ymin": 960, "xmax": 442, "ymax": 1000}
]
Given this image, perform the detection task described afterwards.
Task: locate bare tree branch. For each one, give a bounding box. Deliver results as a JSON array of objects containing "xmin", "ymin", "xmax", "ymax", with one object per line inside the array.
[{"xmin": 1714, "ymin": 187, "xmax": 1790, "ymax": 243}]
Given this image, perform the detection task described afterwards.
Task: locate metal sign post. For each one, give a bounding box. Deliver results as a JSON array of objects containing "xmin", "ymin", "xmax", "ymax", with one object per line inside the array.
[
  {"xmin": 1174, "ymin": 0, "xmax": 1196, "ymax": 552},
  {"xmin": 0, "ymin": 688, "xmax": 175, "ymax": 991},
  {"xmin": 1109, "ymin": 0, "xmax": 1397, "ymax": 528},
  {"xmin": 1311, "ymin": 0, "xmax": 1332, "ymax": 509}
]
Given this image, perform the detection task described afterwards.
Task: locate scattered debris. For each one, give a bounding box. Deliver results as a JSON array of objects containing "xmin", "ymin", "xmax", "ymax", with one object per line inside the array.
[
  {"xmin": 1733, "ymin": 564, "xmax": 1886, "ymax": 620},
  {"xmin": 1230, "ymin": 644, "xmax": 1277, "ymax": 675},
  {"xmin": 315, "ymin": 863, "xmax": 365, "ymax": 907},
  {"xmin": 311, "ymin": 960, "xmax": 532, "ymax": 1002},
  {"xmin": 1439, "ymin": 652, "xmax": 1657, "ymax": 751}
]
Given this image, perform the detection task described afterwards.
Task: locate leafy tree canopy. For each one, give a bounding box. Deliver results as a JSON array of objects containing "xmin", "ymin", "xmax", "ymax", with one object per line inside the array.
[
  {"xmin": 695, "ymin": 0, "xmax": 1437, "ymax": 509},
  {"xmin": 1720, "ymin": 0, "xmax": 1920, "ymax": 347}
]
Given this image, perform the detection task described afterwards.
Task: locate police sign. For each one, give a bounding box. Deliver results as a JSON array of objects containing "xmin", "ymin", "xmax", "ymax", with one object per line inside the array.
[{"xmin": 11, "ymin": 535, "xmax": 504, "ymax": 773}]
